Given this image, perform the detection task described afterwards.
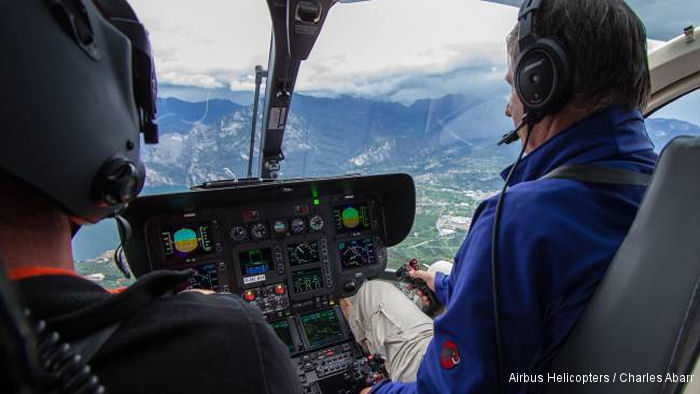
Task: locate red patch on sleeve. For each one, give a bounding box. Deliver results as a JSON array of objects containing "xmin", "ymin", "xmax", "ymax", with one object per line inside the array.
[{"xmin": 440, "ymin": 340, "xmax": 461, "ymax": 370}]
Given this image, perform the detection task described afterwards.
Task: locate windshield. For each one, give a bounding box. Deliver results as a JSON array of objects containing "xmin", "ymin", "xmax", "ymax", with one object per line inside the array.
[{"xmin": 73, "ymin": 0, "xmax": 699, "ymax": 288}]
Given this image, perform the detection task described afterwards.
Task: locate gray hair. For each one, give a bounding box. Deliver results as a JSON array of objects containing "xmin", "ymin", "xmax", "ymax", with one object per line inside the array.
[{"xmin": 505, "ymin": 0, "xmax": 651, "ymax": 112}]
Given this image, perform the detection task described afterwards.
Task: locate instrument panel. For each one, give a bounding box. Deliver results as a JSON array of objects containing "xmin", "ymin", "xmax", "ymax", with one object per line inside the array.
[
  {"xmin": 143, "ymin": 194, "xmax": 387, "ymax": 314},
  {"xmin": 122, "ymin": 174, "xmax": 416, "ymax": 393}
]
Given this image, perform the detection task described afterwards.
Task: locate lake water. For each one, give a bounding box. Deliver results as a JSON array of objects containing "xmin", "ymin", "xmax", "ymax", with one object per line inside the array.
[{"xmin": 72, "ymin": 186, "xmax": 187, "ymax": 261}]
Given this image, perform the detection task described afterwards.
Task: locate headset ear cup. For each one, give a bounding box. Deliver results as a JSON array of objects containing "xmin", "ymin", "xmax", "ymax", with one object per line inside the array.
[
  {"xmin": 91, "ymin": 156, "xmax": 145, "ymax": 208},
  {"xmin": 515, "ymin": 37, "xmax": 572, "ymax": 117}
]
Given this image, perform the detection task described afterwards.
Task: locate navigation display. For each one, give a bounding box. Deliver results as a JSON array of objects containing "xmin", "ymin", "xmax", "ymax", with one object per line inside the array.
[
  {"xmin": 177, "ymin": 263, "xmax": 220, "ymax": 292},
  {"xmin": 271, "ymin": 319, "xmax": 295, "ymax": 352},
  {"xmin": 238, "ymin": 248, "xmax": 273, "ymax": 284},
  {"xmin": 301, "ymin": 309, "xmax": 345, "ymax": 348},
  {"xmin": 332, "ymin": 203, "xmax": 370, "ymax": 233},
  {"xmin": 160, "ymin": 223, "xmax": 214, "ymax": 260},
  {"xmin": 291, "ymin": 268, "xmax": 324, "ymax": 293},
  {"xmin": 338, "ymin": 237, "xmax": 376, "ymax": 268},
  {"xmin": 287, "ymin": 241, "xmax": 320, "ymax": 266}
]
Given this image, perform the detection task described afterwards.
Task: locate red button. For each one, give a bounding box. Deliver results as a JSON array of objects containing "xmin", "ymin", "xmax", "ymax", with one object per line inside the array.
[
  {"xmin": 367, "ymin": 355, "xmax": 374, "ymax": 361},
  {"xmin": 275, "ymin": 284, "xmax": 286, "ymax": 295},
  {"xmin": 244, "ymin": 291, "xmax": 255, "ymax": 301},
  {"xmin": 326, "ymin": 351, "xmax": 334, "ymax": 357}
]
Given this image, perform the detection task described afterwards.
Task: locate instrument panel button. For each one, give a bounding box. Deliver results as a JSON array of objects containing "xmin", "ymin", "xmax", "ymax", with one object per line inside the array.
[{"xmin": 244, "ymin": 291, "xmax": 256, "ymax": 302}]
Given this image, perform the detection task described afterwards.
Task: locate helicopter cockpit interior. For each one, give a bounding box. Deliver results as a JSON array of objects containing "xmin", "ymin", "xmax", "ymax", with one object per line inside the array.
[
  {"xmin": 115, "ymin": 2, "xmax": 700, "ymax": 393},
  {"xmin": 2, "ymin": 0, "xmax": 699, "ymax": 393}
]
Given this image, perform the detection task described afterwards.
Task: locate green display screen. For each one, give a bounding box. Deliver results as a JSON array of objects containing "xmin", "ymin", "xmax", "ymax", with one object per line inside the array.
[{"xmin": 300, "ymin": 309, "xmax": 344, "ymax": 348}]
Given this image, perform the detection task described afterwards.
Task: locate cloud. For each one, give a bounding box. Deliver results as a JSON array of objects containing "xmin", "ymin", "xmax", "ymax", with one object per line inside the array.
[
  {"xmin": 130, "ymin": 0, "xmax": 519, "ymax": 102},
  {"xmin": 159, "ymin": 72, "xmax": 224, "ymax": 89},
  {"xmin": 132, "ymin": 0, "xmax": 686, "ymax": 104},
  {"xmin": 155, "ymin": 38, "xmax": 512, "ymax": 104},
  {"xmin": 296, "ymin": 59, "xmax": 509, "ymax": 105},
  {"xmin": 131, "ymin": 0, "xmax": 272, "ymax": 86},
  {"xmin": 294, "ymin": 37, "xmax": 511, "ymax": 103}
]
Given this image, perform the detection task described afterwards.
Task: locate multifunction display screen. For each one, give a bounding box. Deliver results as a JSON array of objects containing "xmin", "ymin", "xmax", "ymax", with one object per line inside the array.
[
  {"xmin": 238, "ymin": 248, "xmax": 273, "ymax": 284},
  {"xmin": 291, "ymin": 268, "xmax": 324, "ymax": 294},
  {"xmin": 160, "ymin": 223, "xmax": 214, "ymax": 260},
  {"xmin": 271, "ymin": 319, "xmax": 295, "ymax": 353},
  {"xmin": 338, "ymin": 237, "xmax": 376, "ymax": 268},
  {"xmin": 177, "ymin": 263, "xmax": 220, "ymax": 292},
  {"xmin": 300, "ymin": 309, "xmax": 345, "ymax": 348},
  {"xmin": 287, "ymin": 241, "xmax": 320, "ymax": 266},
  {"xmin": 332, "ymin": 203, "xmax": 370, "ymax": 234}
]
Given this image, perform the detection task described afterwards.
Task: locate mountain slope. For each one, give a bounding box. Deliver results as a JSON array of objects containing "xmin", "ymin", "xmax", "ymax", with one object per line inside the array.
[
  {"xmin": 156, "ymin": 97, "xmax": 243, "ymax": 133},
  {"xmin": 142, "ymin": 95, "xmax": 699, "ymax": 188}
]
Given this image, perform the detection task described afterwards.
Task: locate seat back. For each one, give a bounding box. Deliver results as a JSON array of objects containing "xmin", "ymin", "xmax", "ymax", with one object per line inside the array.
[{"xmin": 546, "ymin": 136, "xmax": 700, "ymax": 394}]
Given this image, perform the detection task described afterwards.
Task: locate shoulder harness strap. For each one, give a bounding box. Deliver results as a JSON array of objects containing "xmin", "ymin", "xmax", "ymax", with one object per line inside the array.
[{"xmin": 542, "ymin": 164, "xmax": 651, "ymax": 186}]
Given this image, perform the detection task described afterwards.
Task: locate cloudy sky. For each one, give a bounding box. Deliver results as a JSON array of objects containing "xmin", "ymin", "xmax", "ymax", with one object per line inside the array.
[
  {"xmin": 129, "ymin": 0, "xmax": 679, "ymax": 104},
  {"xmin": 129, "ymin": 0, "xmax": 521, "ymax": 103}
]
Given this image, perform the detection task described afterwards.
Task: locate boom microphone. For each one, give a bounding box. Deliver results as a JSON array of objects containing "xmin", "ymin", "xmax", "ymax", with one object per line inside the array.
[{"xmin": 498, "ymin": 122, "xmax": 526, "ymax": 145}]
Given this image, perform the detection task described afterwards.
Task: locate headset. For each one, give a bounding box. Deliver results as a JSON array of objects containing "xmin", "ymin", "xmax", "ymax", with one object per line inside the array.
[
  {"xmin": 514, "ymin": 0, "xmax": 572, "ymax": 123},
  {"xmin": 492, "ymin": 0, "xmax": 573, "ymax": 392}
]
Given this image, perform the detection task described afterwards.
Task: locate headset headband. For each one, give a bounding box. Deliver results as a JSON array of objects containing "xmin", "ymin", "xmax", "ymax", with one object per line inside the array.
[{"xmin": 518, "ymin": 0, "xmax": 543, "ymax": 51}]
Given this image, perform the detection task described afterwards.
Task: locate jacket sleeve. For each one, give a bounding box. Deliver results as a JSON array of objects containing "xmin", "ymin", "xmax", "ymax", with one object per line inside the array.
[
  {"xmin": 433, "ymin": 272, "xmax": 450, "ymax": 305},
  {"xmin": 370, "ymin": 381, "xmax": 417, "ymax": 394}
]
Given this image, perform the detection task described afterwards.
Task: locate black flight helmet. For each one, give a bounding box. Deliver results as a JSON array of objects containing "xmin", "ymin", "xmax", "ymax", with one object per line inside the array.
[{"xmin": 0, "ymin": 0, "xmax": 158, "ymax": 223}]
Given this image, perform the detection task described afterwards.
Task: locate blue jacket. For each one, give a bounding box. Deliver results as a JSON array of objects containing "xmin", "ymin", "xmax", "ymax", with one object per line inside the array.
[{"xmin": 373, "ymin": 108, "xmax": 658, "ymax": 393}]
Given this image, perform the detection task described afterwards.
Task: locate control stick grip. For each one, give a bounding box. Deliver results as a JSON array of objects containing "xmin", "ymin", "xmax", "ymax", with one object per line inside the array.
[{"xmin": 395, "ymin": 259, "xmax": 440, "ymax": 315}]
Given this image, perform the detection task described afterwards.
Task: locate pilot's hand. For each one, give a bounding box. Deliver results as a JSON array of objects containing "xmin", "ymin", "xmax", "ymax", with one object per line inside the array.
[
  {"xmin": 360, "ymin": 388, "xmax": 372, "ymax": 394},
  {"xmin": 408, "ymin": 269, "xmax": 436, "ymax": 307},
  {"xmin": 408, "ymin": 269, "xmax": 435, "ymax": 292}
]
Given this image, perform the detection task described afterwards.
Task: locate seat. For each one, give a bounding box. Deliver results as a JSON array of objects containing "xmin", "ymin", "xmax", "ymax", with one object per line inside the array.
[{"xmin": 546, "ymin": 136, "xmax": 700, "ymax": 394}]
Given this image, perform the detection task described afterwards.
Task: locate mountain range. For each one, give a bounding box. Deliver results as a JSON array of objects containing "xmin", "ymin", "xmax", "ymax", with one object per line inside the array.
[
  {"xmin": 144, "ymin": 94, "xmax": 700, "ymax": 189},
  {"xmin": 145, "ymin": 93, "xmax": 520, "ymax": 187}
]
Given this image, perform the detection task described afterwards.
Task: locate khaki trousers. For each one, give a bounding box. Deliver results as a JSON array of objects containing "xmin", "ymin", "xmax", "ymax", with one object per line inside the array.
[{"xmin": 344, "ymin": 261, "xmax": 453, "ymax": 383}]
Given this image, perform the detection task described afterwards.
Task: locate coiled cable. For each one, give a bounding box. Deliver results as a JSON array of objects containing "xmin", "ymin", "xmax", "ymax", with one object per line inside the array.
[{"xmin": 30, "ymin": 313, "xmax": 106, "ymax": 394}]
